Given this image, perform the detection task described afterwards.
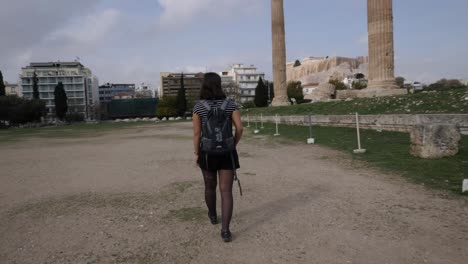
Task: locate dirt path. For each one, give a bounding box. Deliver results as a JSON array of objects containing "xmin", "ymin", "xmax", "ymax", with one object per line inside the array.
[{"xmin": 1, "ymin": 122, "xmax": 467, "ymax": 264}]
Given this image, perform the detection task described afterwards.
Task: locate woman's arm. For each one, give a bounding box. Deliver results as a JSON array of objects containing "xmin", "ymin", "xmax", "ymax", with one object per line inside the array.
[
  {"xmin": 231, "ymin": 110, "xmax": 243, "ymax": 146},
  {"xmin": 193, "ymin": 113, "xmax": 201, "ymax": 156}
]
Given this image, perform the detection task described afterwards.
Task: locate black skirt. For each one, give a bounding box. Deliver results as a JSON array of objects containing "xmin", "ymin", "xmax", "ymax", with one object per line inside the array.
[{"xmin": 198, "ymin": 150, "xmax": 240, "ymax": 171}]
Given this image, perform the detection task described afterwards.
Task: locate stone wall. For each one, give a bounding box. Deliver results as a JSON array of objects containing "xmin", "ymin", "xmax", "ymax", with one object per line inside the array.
[
  {"xmin": 286, "ymin": 56, "xmax": 368, "ymax": 84},
  {"xmin": 249, "ymin": 114, "xmax": 468, "ymax": 135}
]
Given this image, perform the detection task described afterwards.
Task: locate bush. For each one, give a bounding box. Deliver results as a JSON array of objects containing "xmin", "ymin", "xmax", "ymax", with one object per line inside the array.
[
  {"xmin": 329, "ymin": 79, "xmax": 348, "ymax": 90},
  {"xmin": 352, "ymin": 80, "xmax": 368, "ymax": 90},
  {"xmin": 0, "ymin": 96, "xmax": 46, "ymax": 126},
  {"xmin": 425, "ymin": 79, "xmax": 466, "ymax": 91},
  {"xmin": 287, "ymin": 81, "xmax": 304, "ymax": 104},
  {"xmin": 65, "ymin": 113, "xmax": 85, "ymax": 123},
  {"xmin": 242, "ymin": 101, "xmax": 256, "ymax": 109},
  {"xmin": 156, "ymin": 96, "xmax": 178, "ymax": 119}
]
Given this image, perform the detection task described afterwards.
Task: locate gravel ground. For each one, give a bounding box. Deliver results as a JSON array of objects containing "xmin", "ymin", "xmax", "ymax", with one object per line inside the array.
[{"xmin": 0, "ymin": 122, "xmax": 467, "ymax": 264}]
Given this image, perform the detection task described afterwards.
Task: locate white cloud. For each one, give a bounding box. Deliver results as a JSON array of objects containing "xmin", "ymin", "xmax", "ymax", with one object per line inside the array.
[
  {"xmin": 157, "ymin": 0, "xmax": 263, "ymax": 28},
  {"xmin": 47, "ymin": 9, "xmax": 122, "ymax": 48}
]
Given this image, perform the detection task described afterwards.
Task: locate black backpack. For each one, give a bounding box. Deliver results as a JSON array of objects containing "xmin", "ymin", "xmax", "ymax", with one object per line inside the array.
[{"xmin": 200, "ymin": 99, "xmax": 235, "ymax": 155}]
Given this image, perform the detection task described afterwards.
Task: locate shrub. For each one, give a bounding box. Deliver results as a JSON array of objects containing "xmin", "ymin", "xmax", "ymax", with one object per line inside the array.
[
  {"xmin": 0, "ymin": 96, "xmax": 46, "ymax": 126},
  {"xmin": 287, "ymin": 81, "xmax": 304, "ymax": 104},
  {"xmin": 65, "ymin": 113, "xmax": 85, "ymax": 123},
  {"xmin": 156, "ymin": 96, "xmax": 178, "ymax": 118},
  {"xmin": 352, "ymin": 80, "xmax": 368, "ymax": 90},
  {"xmin": 242, "ymin": 101, "xmax": 256, "ymax": 109},
  {"xmin": 329, "ymin": 79, "xmax": 348, "ymax": 90},
  {"xmin": 425, "ymin": 79, "xmax": 466, "ymax": 91}
]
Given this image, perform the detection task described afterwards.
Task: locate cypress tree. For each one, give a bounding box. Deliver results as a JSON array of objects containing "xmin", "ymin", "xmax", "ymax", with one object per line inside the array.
[
  {"xmin": 176, "ymin": 73, "xmax": 187, "ymax": 117},
  {"xmin": 32, "ymin": 71, "xmax": 40, "ymax": 99},
  {"xmin": 54, "ymin": 82, "xmax": 68, "ymax": 120},
  {"xmin": 0, "ymin": 71, "xmax": 5, "ymax": 96},
  {"xmin": 254, "ymin": 77, "xmax": 268, "ymax": 107},
  {"xmin": 268, "ymin": 82, "xmax": 275, "ymax": 104}
]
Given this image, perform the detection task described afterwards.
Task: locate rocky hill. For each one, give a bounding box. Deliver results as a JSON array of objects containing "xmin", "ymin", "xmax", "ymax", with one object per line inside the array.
[{"xmin": 286, "ymin": 56, "xmax": 369, "ymax": 84}]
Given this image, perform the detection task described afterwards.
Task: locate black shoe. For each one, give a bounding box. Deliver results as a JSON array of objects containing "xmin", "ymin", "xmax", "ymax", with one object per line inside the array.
[
  {"xmin": 221, "ymin": 230, "xmax": 232, "ymax": 242},
  {"xmin": 208, "ymin": 213, "xmax": 218, "ymax": 225}
]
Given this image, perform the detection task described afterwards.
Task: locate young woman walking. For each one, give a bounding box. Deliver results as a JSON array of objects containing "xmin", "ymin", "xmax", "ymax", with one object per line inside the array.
[{"xmin": 192, "ymin": 72, "xmax": 243, "ymax": 242}]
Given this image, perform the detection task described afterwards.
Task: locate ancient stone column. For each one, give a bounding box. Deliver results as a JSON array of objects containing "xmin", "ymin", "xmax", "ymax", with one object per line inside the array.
[
  {"xmin": 271, "ymin": 0, "xmax": 290, "ymax": 106},
  {"xmin": 367, "ymin": 0, "xmax": 399, "ymax": 90}
]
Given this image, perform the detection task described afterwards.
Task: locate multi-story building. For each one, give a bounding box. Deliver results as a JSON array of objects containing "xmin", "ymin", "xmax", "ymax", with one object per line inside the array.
[
  {"xmin": 20, "ymin": 62, "xmax": 99, "ymax": 119},
  {"xmin": 160, "ymin": 72, "xmax": 204, "ymax": 99},
  {"xmin": 98, "ymin": 83, "xmax": 136, "ymax": 102},
  {"xmin": 226, "ymin": 64, "xmax": 265, "ymax": 103},
  {"xmin": 220, "ymin": 72, "xmax": 240, "ymax": 103},
  {"xmin": 4, "ymin": 82, "xmax": 22, "ymax": 97},
  {"xmin": 135, "ymin": 83, "xmax": 154, "ymax": 98}
]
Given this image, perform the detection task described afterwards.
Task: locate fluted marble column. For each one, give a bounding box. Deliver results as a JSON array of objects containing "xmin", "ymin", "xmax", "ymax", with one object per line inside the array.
[
  {"xmin": 367, "ymin": 0, "xmax": 399, "ymax": 89},
  {"xmin": 271, "ymin": 0, "xmax": 290, "ymax": 106}
]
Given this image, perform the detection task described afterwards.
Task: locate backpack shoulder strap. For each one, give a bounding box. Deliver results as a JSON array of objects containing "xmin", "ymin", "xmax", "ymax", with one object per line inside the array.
[
  {"xmin": 201, "ymin": 100, "xmax": 211, "ymax": 112},
  {"xmin": 220, "ymin": 99, "xmax": 230, "ymax": 111}
]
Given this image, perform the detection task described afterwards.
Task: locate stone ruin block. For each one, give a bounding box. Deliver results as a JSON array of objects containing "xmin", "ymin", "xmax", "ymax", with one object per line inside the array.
[{"xmin": 409, "ymin": 123, "xmax": 461, "ymax": 159}]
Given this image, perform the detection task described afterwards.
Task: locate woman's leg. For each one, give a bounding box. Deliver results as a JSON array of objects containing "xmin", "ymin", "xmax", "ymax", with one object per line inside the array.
[
  {"xmin": 218, "ymin": 170, "xmax": 234, "ymax": 231},
  {"xmin": 201, "ymin": 169, "xmax": 218, "ymax": 216}
]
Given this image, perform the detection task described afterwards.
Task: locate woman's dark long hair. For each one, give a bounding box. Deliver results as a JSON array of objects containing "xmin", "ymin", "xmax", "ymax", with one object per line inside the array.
[{"xmin": 200, "ymin": 72, "xmax": 226, "ymax": 100}]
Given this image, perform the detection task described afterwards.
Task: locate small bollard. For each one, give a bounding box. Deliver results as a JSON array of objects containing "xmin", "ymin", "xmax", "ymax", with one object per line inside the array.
[
  {"xmin": 246, "ymin": 114, "xmax": 250, "ymax": 128},
  {"xmin": 463, "ymin": 179, "xmax": 468, "ymax": 193},
  {"xmin": 254, "ymin": 117, "xmax": 260, "ymax": 134},
  {"xmin": 260, "ymin": 114, "xmax": 264, "ymax": 129},
  {"xmin": 307, "ymin": 113, "xmax": 315, "ymax": 144},
  {"xmin": 353, "ymin": 112, "xmax": 366, "ymax": 154},
  {"xmin": 274, "ymin": 114, "xmax": 280, "ymax": 136}
]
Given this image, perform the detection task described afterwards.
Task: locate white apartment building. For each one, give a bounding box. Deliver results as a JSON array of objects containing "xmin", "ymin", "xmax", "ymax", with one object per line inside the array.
[
  {"xmin": 227, "ymin": 64, "xmax": 265, "ymax": 103},
  {"xmin": 4, "ymin": 82, "xmax": 22, "ymax": 97},
  {"xmin": 219, "ymin": 73, "xmax": 240, "ymax": 102},
  {"xmin": 20, "ymin": 62, "xmax": 99, "ymax": 119}
]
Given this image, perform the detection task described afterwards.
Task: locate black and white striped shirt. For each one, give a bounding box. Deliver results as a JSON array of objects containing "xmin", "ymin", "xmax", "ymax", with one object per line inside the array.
[{"xmin": 193, "ymin": 99, "xmax": 239, "ymax": 126}]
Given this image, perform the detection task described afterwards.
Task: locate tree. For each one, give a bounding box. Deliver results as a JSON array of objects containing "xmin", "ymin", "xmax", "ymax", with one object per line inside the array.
[
  {"xmin": 254, "ymin": 77, "xmax": 268, "ymax": 107},
  {"xmin": 54, "ymin": 82, "xmax": 68, "ymax": 120},
  {"xmin": 156, "ymin": 96, "xmax": 178, "ymax": 119},
  {"xmin": 0, "ymin": 96, "xmax": 46, "ymax": 126},
  {"xmin": 395, "ymin": 76, "xmax": 405, "ymax": 88},
  {"xmin": 287, "ymin": 81, "xmax": 304, "ymax": 104},
  {"xmin": 268, "ymin": 82, "xmax": 275, "ymax": 104},
  {"xmin": 32, "ymin": 71, "xmax": 39, "ymax": 100},
  {"xmin": 293, "ymin": 60, "xmax": 301, "ymax": 67},
  {"xmin": 0, "ymin": 71, "xmax": 5, "ymax": 96},
  {"xmin": 176, "ymin": 73, "xmax": 187, "ymax": 117},
  {"xmin": 329, "ymin": 79, "xmax": 348, "ymax": 90}
]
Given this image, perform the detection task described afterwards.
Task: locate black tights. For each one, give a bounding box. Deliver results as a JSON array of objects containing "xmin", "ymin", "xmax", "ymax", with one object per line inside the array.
[{"xmin": 202, "ymin": 169, "xmax": 234, "ymax": 231}]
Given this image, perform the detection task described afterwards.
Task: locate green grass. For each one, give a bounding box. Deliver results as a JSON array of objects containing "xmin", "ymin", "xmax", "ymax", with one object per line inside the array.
[
  {"xmin": 244, "ymin": 87, "xmax": 468, "ymax": 116},
  {"xmin": 246, "ymin": 122, "xmax": 468, "ymax": 195},
  {"xmin": 0, "ymin": 122, "xmax": 157, "ymax": 143}
]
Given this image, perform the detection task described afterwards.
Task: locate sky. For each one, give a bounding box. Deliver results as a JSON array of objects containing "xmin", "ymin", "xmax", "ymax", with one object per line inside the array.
[{"xmin": 0, "ymin": 0, "xmax": 467, "ymax": 88}]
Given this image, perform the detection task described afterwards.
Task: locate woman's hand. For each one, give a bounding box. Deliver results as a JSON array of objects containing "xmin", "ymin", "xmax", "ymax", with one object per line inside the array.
[{"xmin": 194, "ymin": 152, "xmax": 199, "ymax": 167}]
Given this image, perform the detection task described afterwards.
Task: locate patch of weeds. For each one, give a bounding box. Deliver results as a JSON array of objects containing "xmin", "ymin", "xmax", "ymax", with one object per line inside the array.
[
  {"xmin": 170, "ymin": 181, "xmax": 194, "ymax": 193},
  {"xmin": 167, "ymin": 207, "xmax": 205, "ymax": 223}
]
